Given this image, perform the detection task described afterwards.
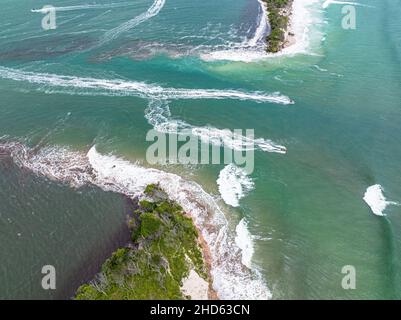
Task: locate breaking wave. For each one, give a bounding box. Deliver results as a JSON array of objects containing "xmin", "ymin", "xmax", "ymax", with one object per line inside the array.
[
  {"xmin": 235, "ymin": 218, "xmax": 255, "ymax": 269},
  {"xmin": 217, "ymin": 164, "xmax": 255, "ymax": 207},
  {"xmin": 363, "ymin": 184, "xmax": 398, "ymax": 216}
]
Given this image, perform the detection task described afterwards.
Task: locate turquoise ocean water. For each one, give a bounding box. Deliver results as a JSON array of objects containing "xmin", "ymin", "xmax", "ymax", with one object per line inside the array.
[{"xmin": 1, "ymin": 0, "xmax": 401, "ymax": 299}]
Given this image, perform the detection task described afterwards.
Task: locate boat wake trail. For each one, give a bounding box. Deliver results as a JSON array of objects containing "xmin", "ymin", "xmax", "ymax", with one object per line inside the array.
[
  {"xmin": 31, "ymin": 2, "xmax": 136, "ymax": 13},
  {"xmin": 145, "ymin": 100, "xmax": 287, "ymax": 153},
  {"xmin": 97, "ymin": 0, "xmax": 166, "ymax": 47},
  {"xmin": 0, "ymin": 66, "xmax": 293, "ymax": 105},
  {"xmin": 0, "ymin": 66, "xmax": 290, "ymax": 155}
]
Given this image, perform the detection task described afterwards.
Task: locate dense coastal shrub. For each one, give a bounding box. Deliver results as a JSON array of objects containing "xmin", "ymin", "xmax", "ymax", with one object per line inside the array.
[
  {"xmin": 140, "ymin": 212, "xmax": 163, "ymax": 237},
  {"xmin": 263, "ymin": 0, "xmax": 291, "ymax": 53},
  {"xmin": 75, "ymin": 184, "xmax": 207, "ymax": 300}
]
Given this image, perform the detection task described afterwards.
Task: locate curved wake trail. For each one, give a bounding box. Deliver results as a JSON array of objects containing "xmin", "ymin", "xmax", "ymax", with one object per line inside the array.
[
  {"xmin": 97, "ymin": 0, "xmax": 166, "ymax": 47},
  {"xmin": 0, "ymin": 66, "xmax": 294, "ymax": 105},
  {"xmin": 145, "ymin": 100, "xmax": 287, "ymax": 153},
  {"xmin": 31, "ymin": 2, "xmax": 136, "ymax": 13}
]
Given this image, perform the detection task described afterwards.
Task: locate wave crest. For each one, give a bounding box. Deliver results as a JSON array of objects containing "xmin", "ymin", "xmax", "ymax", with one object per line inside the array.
[{"xmin": 217, "ymin": 164, "xmax": 254, "ymax": 207}]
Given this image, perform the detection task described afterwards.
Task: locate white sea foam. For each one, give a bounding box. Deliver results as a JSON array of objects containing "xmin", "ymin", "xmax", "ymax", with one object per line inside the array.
[
  {"xmin": 248, "ymin": 0, "xmax": 269, "ymax": 48},
  {"xmin": 277, "ymin": 0, "xmax": 323, "ymax": 56},
  {"xmin": 0, "ymin": 141, "xmax": 271, "ymax": 300},
  {"xmin": 0, "ymin": 141, "xmax": 93, "ymax": 188},
  {"xmin": 199, "ymin": 0, "xmax": 267, "ymax": 62},
  {"xmin": 0, "ymin": 66, "xmax": 293, "ymax": 105},
  {"xmin": 201, "ymin": 49, "xmax": 265, "ymax": 63},
  {"xmin": 363, "ymin": 184, "xmax": 398, "ymax": 216},
  {"xmin": 235, "ymin": 218, "xmax": 255, "ymax": 269},
  {"xmin": 313, "ymin": 64, "xmax": 328, "ymax": 72},
  {"xmin": 145, "ymin": 100, "xmax": 287, "ymax": 153},
  {"xmin": 98, "ymin": 0, "xmax": 166, "ymax": 47},
  {"xmin": 217, "ymin": 164, "xmax": 254, "ymax": 207}
]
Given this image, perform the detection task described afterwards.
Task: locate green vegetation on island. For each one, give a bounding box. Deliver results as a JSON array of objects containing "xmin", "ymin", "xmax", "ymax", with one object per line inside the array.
[
  {"xmin": 75, "ymin": 184, "xmax": 208, "ymax": 300},
  {"xmin": 263, "ymin": 0, "xmax": 292, "ymax": 53}
]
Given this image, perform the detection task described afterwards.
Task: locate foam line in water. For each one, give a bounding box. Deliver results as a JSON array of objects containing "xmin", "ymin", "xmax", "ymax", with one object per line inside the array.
[
  {"xmin": 0, "ymin": 140, "xmax": 271, "ymax": 299},
  {"xmin": 145, "ymin": 100, "xmax": 287, "ymax": 153},
  {"xmin": 0, "ymin": 66, "xmax": 294, "ymax": 105},
  {"xmin": 363, "ymin": 184, "xmax": 398, "ymax": 216},
  {"xmin": 217, "ymin": 164, "xmax": 254, "ymax": 207}
]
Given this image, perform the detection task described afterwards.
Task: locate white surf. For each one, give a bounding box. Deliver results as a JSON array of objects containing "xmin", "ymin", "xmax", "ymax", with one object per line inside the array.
[
  {"xmin": 217, "ymin": 164, "xmax": 254, "ymax": 207},
  {"xmin": 363, "ymin": 184, "xmax": 398, "ymax": 216},
  {"xmin": 235, "ymin": 218, "xmax": 255, "ymax": 269}
]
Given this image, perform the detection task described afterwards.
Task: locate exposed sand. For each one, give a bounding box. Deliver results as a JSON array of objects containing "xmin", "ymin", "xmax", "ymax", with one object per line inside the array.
[
  {"xmin": 181, "ymin": 214, "xmax": 219, "ymax": 300},
  {"xmin": 181, "ymin": 269, "xmax": 209, "ymax": 300},
  {"xmin": 281, "ymin": 1, "xmax": 297, "ymax": 49},
  {"xmin": 198, "ymin": 232, "xmax": 219, "ymax": 300}
]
